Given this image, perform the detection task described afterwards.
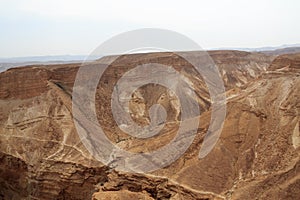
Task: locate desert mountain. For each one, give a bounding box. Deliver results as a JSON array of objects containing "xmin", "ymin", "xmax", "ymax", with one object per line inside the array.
[{"xmin": 0, "ymin": 51, "xmax": 299, "ymax": 199}]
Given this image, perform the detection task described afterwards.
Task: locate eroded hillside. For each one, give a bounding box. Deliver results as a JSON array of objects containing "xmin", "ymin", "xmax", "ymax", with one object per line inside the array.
[{"xmin": 0, "ymin": 51, "xmax": 299, "ymax": 200}]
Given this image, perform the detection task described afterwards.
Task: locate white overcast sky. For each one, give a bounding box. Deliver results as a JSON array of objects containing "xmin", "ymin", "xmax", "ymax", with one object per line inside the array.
[{"xmin": 0, "ymin": 0, "xmax": 299, "ymax": 57}]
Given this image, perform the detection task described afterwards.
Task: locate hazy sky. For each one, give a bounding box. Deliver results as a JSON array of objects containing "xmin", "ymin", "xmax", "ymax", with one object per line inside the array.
[{"xmin": 0, "ymin": 0, "xmax": 299, "ymax": 57}]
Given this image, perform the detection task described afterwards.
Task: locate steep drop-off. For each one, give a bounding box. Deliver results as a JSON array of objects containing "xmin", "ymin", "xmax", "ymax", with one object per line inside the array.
[{"xmin": 0, "ymin": 51, "xmax": 299, "ymax": 199}]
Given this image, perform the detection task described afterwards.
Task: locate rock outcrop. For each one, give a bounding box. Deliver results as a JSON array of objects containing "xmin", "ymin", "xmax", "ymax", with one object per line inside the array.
[{"xmin": 0, "ymin": 51, "xmax": 299, "ymax": 199}]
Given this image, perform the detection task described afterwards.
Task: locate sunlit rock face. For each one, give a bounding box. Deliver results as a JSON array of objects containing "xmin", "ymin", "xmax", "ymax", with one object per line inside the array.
[{"xmin": 0, "ymin": 51, "xmax": 299, "ymax": 199}]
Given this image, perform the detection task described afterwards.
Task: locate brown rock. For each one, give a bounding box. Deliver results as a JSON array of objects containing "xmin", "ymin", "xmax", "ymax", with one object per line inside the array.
[{"xmin": 0, "ymin": 51, "xmax": 299, "ymax": 199}]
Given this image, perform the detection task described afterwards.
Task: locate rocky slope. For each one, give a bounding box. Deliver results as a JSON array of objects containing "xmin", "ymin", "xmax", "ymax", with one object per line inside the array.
[{"xmin": 0, "ymin": 51, "xmax": 299, "ymax": 199}]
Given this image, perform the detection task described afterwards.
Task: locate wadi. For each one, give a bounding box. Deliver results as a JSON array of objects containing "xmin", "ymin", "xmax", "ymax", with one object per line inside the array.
[{"xmin": 0, "ymin": 49, "xmax": 299, "ymax": 199}]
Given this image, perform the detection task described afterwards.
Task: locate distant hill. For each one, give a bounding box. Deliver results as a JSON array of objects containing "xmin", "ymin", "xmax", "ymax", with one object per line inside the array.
[
  {"xmin": 0, "ymin": 55, "xmax": 101, "ymax": 72},
  {"xmin": 1, "ymin": 45, "xmax": 300, "ymax": 73},
  {"xmin": 211, "ymin": 43, "xmax": 300, "ymax": 53},
  {"xmin": 0, "ymin": 55, "xmax": 100, "ymax": 63},
  {"xmin": 261, "ymin": 47, "xmax": 300, "ymax": 55},
  {"xmin": 0, "ymin": 61, "xmax": 80, "ymax": 73}
]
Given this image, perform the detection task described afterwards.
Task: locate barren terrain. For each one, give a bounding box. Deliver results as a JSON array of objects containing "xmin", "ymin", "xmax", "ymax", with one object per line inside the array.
[{"xmin": 0, "ymin": 51, "xmax": 299, "ymax": 199}]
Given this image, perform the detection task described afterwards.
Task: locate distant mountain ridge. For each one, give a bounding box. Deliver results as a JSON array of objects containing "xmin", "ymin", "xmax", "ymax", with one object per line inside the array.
[
  {"xmin": 0, "ymin": 55, "xmax": 100, "ymax": 63},
  {"xmin": 1, "ymin": 45, "xmax": 300, "ymax": 73},
  {"xmin": 261, "ymin": 46, "xmax": 300, "ymax": 55},
  {"xmin": 0, "ymin": 55, "xmax": 101, "ymax": 73},
  {"xmin": 210, "ymin": 43, "xmax": 300, "ymax": 52},
  {"xmin": 2, "ymin": 44, "xmax": 300, "ymax": 63}
]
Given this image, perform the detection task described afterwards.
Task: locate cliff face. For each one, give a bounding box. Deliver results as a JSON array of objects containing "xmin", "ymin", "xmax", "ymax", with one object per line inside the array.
[{"xmin": 0, "ymin": 51, "xmax": 299, "ymax": 200}]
